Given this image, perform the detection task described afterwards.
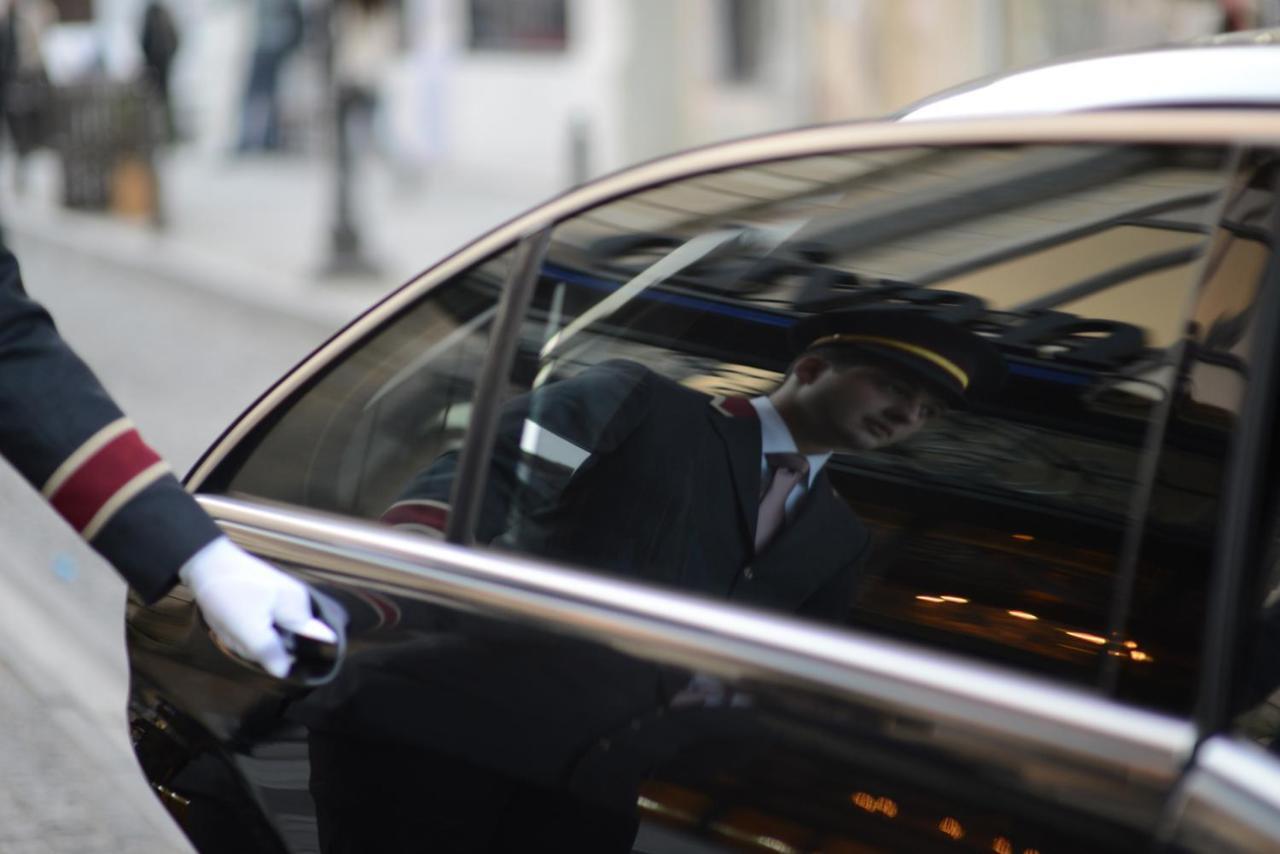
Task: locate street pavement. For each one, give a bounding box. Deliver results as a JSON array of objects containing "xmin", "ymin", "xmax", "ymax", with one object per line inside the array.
[{"xmin": 0, "ymin": 144, "xmax": 560, "ymax": 851}]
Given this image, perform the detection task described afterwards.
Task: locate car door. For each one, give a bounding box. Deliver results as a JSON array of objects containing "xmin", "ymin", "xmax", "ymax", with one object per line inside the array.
[{"xmin": 126, "ymin": 111, "xmax": 1280, "ymax": 854}]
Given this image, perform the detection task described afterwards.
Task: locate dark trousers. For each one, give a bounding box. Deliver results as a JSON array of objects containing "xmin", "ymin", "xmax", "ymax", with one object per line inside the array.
[
  {"xmin": 308, "ymin": 731, "xmax": 640, "ymax": 854},
  {"xmin": 238, "ymin": 48, "xmax": 288, "ymax": 151}
]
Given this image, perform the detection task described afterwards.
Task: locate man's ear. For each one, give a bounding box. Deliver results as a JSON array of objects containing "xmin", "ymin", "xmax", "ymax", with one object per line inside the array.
[{"xmin": 791, "ymin": 354, "xmax": 831, "ymax": 385}]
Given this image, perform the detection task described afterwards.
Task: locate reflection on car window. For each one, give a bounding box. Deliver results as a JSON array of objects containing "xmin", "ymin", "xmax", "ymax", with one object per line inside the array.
[
  {"xmin": 215, "ymin": 250, "xmax": 513, "ymax": 521},
  {"xmin": 387, "ymin": 143, "xmax": 1260, "ymax": 714}
]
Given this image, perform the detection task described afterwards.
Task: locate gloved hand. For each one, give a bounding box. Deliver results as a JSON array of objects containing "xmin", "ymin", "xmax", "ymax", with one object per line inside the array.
[{"xmin": 178, "ymin": 536, "xmax": 337, "ymax": 678}]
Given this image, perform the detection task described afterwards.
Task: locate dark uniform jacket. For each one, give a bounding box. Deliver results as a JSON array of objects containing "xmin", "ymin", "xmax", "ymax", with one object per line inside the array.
[
  {"xmin": 0, "ymin": 249, "xmax": 221, "ymax": 601},
  {"xmin": 386, "ymin": 359, "xmax": 870, "ymax": 622}
]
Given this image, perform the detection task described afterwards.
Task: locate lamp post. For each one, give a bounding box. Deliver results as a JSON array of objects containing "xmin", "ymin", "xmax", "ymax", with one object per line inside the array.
[{"xmin": 321, "ymin": 0, "xmax": 378, "ymax": 278}]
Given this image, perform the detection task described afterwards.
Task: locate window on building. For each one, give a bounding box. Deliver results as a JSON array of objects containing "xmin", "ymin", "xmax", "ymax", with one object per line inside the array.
[
  {"xmin": 468, "ymin": 0, "xmax": 568, "ymax": 52},
  {"xmin": 721, "ymin": 0, "xmax": 766, "ymax": 82},
  {"xmin": 48, "ymin": 0, "xmax": 91, "ymax": 23}
]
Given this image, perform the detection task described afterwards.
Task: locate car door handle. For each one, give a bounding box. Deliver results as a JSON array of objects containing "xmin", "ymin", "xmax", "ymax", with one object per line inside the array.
[{"xmin": 275, "ymin": 588, "xmax": 348, "ymax": 686}]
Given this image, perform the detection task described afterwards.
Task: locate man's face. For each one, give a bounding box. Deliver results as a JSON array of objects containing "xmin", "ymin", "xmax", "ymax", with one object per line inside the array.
[{"xmin": 793, "ymin": 361, "xmax": 945, "ymax": 452}]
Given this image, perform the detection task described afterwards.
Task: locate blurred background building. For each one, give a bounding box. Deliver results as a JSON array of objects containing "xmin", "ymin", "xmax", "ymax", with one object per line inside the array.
[
  {"xmin": 25, "ymin": 0, "xmax": 1263, "ymax": 192},
  {"xmin": 4, "ymin": 0, "xmax": 1269, "ymax": 302}
]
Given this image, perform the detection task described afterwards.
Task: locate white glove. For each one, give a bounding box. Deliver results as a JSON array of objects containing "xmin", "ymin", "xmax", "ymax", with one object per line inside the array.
[{"xmin": 178, "ymin": 536, "xmax": 337, "ymax": 678}]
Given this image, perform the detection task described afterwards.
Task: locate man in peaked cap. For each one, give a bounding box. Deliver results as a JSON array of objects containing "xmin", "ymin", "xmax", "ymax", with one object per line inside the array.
[
  {"xmin": 384, "ymin": 307, "xmax": 1004, "ymax": 623},
  {"xmin": 773, "ymin": 307, "xmax": 1005, "ymax": 454},
  {"xmin": 0, "ymin": 247, "xmax": 334, "ymax": 677}
]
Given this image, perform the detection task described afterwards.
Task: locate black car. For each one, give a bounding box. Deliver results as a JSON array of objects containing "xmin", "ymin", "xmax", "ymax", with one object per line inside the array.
[{"xmin": 125, "ymin": 104, "xmax": 1280, "ymax": 852}]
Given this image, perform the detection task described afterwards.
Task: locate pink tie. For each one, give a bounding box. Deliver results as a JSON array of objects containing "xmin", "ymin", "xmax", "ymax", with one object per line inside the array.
[{"xmin": 754, "ymin": 453, "xmax": 809, "ymax": 552}]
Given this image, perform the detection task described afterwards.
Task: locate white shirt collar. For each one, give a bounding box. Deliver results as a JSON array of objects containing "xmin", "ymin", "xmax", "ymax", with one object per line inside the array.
[{"xmin": 748, "ymin": 396, "xmax": 830, "ymax": 488}]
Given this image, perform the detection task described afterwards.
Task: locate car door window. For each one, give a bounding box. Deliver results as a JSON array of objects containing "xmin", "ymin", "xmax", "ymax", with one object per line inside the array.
[
  {"xmin": 377, "ymin": 142, "xmax": 1256, "ymax": 715},
  {"xmin": 210, "ymin": 247, "xmax": 516, "ymax": 522}
]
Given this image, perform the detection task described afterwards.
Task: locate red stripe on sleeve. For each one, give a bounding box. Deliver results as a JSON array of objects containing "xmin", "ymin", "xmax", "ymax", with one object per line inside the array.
[
  {"xmin": 380, "ymin": 503, "xmax": 449, "ymax": 531},
  {"xmin": 49, "ymin": 429, "xmax": 163, "ymax": 533}
]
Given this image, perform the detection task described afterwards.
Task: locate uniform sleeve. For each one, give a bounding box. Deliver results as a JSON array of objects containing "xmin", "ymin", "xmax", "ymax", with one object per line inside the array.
[
  {"xmin": 0, "ymin": 249, "xmax": 221, "ymax": 602},
  {"xmin": 382, "ymin": 359, "xmax": 652, "ymax": 542}
]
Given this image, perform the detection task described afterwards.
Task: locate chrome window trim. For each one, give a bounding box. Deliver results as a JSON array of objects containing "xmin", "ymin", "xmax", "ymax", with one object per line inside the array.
[
  {"xmin": 1194, "ymin": 737, "xmax": 1280, "ymax": 814},
  {"xmin": 199, "ymin": 493, "xmax": 1196, "ymax": 783},
  {"xmin": 1159, "ymin": 735, "xmax": 1280, "ymax": 848},
  {"xmin": 187, "ymin": 110, "xmax": 1280, "ymax": 490}
]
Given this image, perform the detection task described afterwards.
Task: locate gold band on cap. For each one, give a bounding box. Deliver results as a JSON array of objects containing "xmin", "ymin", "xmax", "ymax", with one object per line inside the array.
[{"xmin": 809, "ymin": 333, "xmax": 969, "ymax": 389}]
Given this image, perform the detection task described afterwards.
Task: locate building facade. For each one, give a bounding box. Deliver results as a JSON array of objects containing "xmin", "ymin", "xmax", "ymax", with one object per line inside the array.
[{"xmin": 58, "ymin": 0, "xmax": 1230, "ymax": 191}]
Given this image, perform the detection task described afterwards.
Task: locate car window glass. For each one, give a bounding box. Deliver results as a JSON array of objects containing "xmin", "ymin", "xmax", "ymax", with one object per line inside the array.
[
  {"xmin": 212, "ymin": 249, "xmax": 513, "ymax": 521},
  {"xmin": 381, "ymin": 143, "xmax": 1249, "ymax": 714}
]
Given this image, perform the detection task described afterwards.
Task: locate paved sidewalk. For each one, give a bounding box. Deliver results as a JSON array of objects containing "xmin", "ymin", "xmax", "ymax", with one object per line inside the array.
[
  {"xmin": 4, "ymin": 145, "xmax": 560, "ymax": 330},
  {"xmin": 0, "ymin": 460, "xmax": 192, "ymax": 853}
]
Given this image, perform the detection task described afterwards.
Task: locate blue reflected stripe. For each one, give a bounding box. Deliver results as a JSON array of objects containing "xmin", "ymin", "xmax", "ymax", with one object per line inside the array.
[
  {"xmin": 542, "ymin": 263, "xmax": 795, "ymax": 326},
  {"xmin": 1007, "ymin": 362, "xmax": 1092, "ymax": 385},
  {"xmin": 542, "ymin": 262, "xmax": 1096, "ymax": 387}
]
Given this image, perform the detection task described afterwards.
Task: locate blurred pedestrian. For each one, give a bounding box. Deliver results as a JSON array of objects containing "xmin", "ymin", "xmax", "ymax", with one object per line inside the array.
[
  {"xmin": 0, "ymin": 0, "xmax": 54, "ymax": 189},
  {"xmin": 332, "ymin": 0, "xmax": 396, "ymax": 156},
  {"xmin": 322, "ymin": 0, "xmax": 395, "ymax": 275},
  {"xmin": 1219, "ymin": 0, "xmax": 1252, "ymax": 32},
  {"xmin": 0, "ymin": 247, "xmax": 335, "ymax": 676},
  {"xmin": 237, "ymin": 0, "xmax": 304, "ymax": 152},
  {"xmin": 0, "ymin": 0, "xmax": 10, "ymax": 246},
  {"xmin": 140, "ymin": 0, "xmax": 180, "ymax": 142}
]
